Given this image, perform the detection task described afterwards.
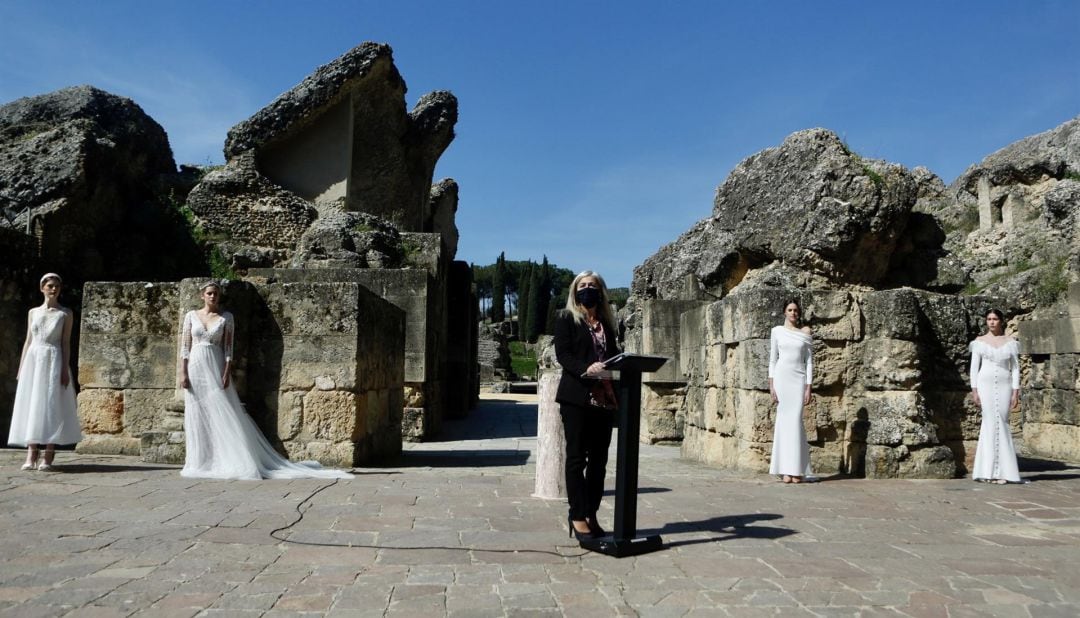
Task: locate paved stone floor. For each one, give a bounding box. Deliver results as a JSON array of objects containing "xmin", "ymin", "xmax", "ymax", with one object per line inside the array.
[{"xmin": 2, "ymin": 393, "xmax": 1080, "ymax": 617}]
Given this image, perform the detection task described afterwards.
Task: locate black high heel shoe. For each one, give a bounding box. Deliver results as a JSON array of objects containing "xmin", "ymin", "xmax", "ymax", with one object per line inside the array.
[
  {"xmin": 567, "ymin": 516, "xmax": 591, "ymax": 542},
  {"xmin": 587, "ymin": 517, "xmax": 606, "ymax": 538}
]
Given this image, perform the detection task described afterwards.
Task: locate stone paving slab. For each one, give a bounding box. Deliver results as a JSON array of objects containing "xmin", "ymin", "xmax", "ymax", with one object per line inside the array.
[{"xmin": 2, "ymin": 393, "xmax": 1080, "ymax": 616}]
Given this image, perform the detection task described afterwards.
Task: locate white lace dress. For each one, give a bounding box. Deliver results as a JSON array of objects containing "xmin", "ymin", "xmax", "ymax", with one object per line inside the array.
[
  {"xmin": 768, "ymin": 326, "xmax": 813, "ymax": 477},
  {"xmin": 180, "ymin": 310, "xmax": 353, "ymax": 480},
  {"xmin": 969, "ymin": 338, "xmax": 1021, "ymax": 482},
  {"xmin": 7, "ymin": 307, "xmax": 83, "ymax": 447}
]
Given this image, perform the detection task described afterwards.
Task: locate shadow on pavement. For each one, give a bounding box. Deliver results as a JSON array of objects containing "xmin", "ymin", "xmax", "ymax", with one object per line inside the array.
[
  {"xmin": 639, "ymin": 513, "xmax": 795, "ymax": 548},
  {"xmin": 603, "ymin": 486, "xmax": 671, "ymax": 496},
  {"xmin": 377, "ymin": 449, "xmax": 531, "ymax": 467},
  {"xmin": 49, "ymin": 463, "xmax": 179, "ymax": 473}
]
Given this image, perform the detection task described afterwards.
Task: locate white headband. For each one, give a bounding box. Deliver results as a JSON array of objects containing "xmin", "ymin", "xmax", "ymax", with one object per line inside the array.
[{"xmin": 39, "ymin": 273, "xmax": 62, "ymax": 286}]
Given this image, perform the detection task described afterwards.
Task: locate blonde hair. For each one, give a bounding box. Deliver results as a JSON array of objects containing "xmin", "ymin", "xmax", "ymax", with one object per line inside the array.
[{"xmin": 564, "ymin": 270, "xmax": 617, "ymax": 331}]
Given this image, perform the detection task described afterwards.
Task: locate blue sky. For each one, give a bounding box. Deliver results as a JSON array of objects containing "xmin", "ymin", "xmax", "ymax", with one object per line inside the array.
[{"xmin": 2, "ymin": 1, "xmax": 1078, "ymax": 287}]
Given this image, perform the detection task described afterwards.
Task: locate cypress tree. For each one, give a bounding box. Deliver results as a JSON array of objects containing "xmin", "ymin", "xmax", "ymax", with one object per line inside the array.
[
  {"xmin": 525, "ymin": 263, "xmax": 544, "ymax": 342},
  {"xmin": 491, "ymin": 252, "xmax": 506, "ymax": 322},
  {"xmin": 518, "ymin": 261, "xmax": 532, "ymax": 340},
  {"xmin": 536, "ymin": 256, "xmax": 552, "ymax": 336}
]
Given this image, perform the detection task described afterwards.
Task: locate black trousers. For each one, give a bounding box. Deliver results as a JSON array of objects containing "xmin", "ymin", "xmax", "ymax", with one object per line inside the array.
[{"xmin": 560, "ymin": 402, "xmax": 614, "ymax": 521}]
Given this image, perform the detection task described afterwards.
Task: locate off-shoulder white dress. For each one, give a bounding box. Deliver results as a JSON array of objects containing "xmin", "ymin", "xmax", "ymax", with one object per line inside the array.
[
  {"xmin": 180, "ymin": 310, "xmax": 353, "ymax": 480},
  {"xmin": 768, "ymin": 326, "xmax": 813, "ymax": 477},
  {"xmin": 969, "ymin": 338, "xmax": 1021, "ymax": 483}
]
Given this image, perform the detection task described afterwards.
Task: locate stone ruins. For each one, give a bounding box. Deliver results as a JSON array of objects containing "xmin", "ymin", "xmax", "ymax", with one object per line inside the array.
[
  {"xmin": 0, "ymin": 41, "xmax": 1077, "ymax": 478},
  {"xmin": 0, "ymin": 42, "xmax": 477, "ymax": 466},
  {"xmin": 624, "ymin": 120, "xmax": 1080, "ymax": 478}
]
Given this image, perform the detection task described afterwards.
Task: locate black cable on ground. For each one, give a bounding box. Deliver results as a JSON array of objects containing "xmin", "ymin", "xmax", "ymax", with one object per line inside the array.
[{"xmin": 268, "ymin": 479, "xmax": 589, "ymax": 558}]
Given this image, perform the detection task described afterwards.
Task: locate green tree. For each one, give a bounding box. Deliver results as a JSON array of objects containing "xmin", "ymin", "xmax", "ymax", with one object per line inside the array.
[
  {"xmin": 525, "ymin": 262, "xmax": 544, "ymax": 342},
  {"xmin": 471, "ymin": 262, "xmax": 493, "ymax": 318},
  {"xmin": 491, "ymin": 252, "xmax": 506, "ymax": 322},
  {"xmin": 517, "ymin": 261, "xmax": 533, "ymax": 339}
]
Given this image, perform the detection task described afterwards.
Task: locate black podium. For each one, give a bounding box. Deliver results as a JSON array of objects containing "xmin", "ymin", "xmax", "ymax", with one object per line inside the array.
[{"xmin": 579, "ymin": 352, "xmax": 668, "ymax": 558}]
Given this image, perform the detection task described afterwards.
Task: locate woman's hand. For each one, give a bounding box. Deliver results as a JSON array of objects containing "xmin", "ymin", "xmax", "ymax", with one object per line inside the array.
[
  {"xmin": 181, "ymin": 374, "xmax": 191, "ymax": 389},
  {"xmin": 768, "ymin": 379, "xmax": 778, "ymax": 404},
  {"xmin": 1010, "ymin": 389, "xmax": 1020, "ymax": 410},
  {"xmin": 60, "ymin": 367, "xmax": 70, "ymax": 387},
  {"xmin": 971, "ymin": 390, "xmax": 981, "ymax": 407},
  {"xmin": 585, "ymin": 362, "xmax": 606, "ymax": 377},
  {"xmin": 221, "ymin": 371, "xmax": 231, "ymax": 388},
  {"xmin": 803, "ymin": 385, "xmax": 812, "ymax": 406}
]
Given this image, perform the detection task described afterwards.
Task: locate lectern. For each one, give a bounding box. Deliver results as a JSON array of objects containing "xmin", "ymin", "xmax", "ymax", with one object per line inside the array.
[{"xmin": 579, "ymin": 352, "xmax": 668, "ymax": 558}]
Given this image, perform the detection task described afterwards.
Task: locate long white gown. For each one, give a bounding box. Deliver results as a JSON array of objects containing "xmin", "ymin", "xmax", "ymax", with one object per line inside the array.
[
  {"xmin": 768, "ymin": 325, "xmax": 813, "ymax": 477},
  {"xmin": 180, "ymin": 310, "xmax": 353, "ymax": 480},
  {"xmin": 969, "ymin": 338, "xmax": 1021, "ymax": 483},
  {"xmin": 7, "ymin": 307, "xmax": 83, "ymax": 447}
]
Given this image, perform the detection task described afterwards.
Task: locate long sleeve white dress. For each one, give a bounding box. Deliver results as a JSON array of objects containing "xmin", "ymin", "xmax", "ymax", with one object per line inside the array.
[
  {"xmin": 969, "ymin": 338, "xmax": 1021, "ymax": 483},
  {"xmin": 7, "ymin": 307, "xmax": 83, "ymax": 447},
  {"xmin": 180, "ymin": 310, "xmax": 353, "ymax": 480},
  {"xmin": 768, "ymin": 325, "xmax": 813, "ymax": 477}
]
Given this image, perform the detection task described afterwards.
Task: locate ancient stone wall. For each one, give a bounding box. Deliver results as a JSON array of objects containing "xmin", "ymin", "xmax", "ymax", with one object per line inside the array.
[
  {"xmin": 0, "ymin": 228, "xmax": 39, "ymax": 440},
  {"xmin": 76, "ymin": 279, "xmax": 405, "ymax": 466},
  {"xmin": 445, "ymin": 260, "xmax": 478, "ymax": 419},
  {"xmin": 477, "ymin": 322, "xmax": 512, "ymax": 383},
  {"xmin": 626, "ymin": 299, "xmax": 705, "ymax": 443},
  {"xmin": 1020, "ymin": 283, "xmax": 1080, "ymax": 462},
  {"xmin": 251, "ymin": 230, "xmax": 474, "ymax": 443},
  {"xmin": 190, "ymin": 43, "xmax": 458, "ymax": 272},
  {"xmin": 675, "ymin": 287, "xmax": 989, "ymax": 478}
]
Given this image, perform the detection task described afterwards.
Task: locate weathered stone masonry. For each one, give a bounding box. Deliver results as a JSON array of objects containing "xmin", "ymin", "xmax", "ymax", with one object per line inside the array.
[
  {"xmin": 633, "ymin": 287, "xmax": 994, "ymax": 478},
  {"xmin": 76, "ymin": 279, "xmax": 405, "ymax": 466}
]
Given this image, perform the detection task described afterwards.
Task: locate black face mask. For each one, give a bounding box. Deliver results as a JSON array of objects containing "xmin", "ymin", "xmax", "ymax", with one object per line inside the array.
[{"xmin": 575, "ymin": 287, "xmax": 601, "ymax": 309}]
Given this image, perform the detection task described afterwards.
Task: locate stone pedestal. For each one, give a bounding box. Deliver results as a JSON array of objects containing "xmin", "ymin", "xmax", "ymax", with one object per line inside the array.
[
  {"xmin": 533, "ymin": 336, "xmax": 566, "ymax": 500},
  {"xmin": 534, "ymin": 369, "xmax": 566, "ymax": 500}
]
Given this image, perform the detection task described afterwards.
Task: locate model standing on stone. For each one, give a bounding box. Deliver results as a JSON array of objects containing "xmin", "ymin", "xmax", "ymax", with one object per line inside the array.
[
  {"xmin": 179, "ymin": 281, "xmax": 352, "ymax": 480},
  {"xmin": 969, "ymin": 309, "xmax": 1021, "ymax": 484},
  {"xmin": 8, "ymin": 273, "xmax": 83, "ymax": 471},
  {"xmin": 554, "ymin": 271, "xmax": 620, "ymax": 540},
  {"xmin": 768, "ymin": 299, "xmax": 813, "ymax": 484}
]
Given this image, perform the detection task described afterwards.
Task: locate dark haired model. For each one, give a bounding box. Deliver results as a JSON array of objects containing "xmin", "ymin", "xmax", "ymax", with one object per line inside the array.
[
  {"xmin": 969, "ymin": 309, "xmax": 1021, "ymax": 484},
  {"xmin": 768, "ymin": 299, "xmax": 813, "ymax": 483}
]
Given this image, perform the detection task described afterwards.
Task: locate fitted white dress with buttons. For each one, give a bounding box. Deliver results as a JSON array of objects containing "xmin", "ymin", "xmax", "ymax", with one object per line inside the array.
[{"xmin": 969, "ymin": 338, "xmax": 1021, "ymax": 483}]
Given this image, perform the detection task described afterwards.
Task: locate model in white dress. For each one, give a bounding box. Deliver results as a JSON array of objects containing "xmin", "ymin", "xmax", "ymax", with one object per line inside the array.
[
  {"xmin": 768, "ymin": 301, "xmax": 814, "ymax": 482},
  {"xmin": 179, "ymin": 283, "xmax": 353, "ymax": 481},
  {"xmin": 969, "ymin": 319, "xmax": 1021, "ymax": 483},
  {"xmin": 9, "ymin": 274, "xmax": 82, "ymax": 471}
]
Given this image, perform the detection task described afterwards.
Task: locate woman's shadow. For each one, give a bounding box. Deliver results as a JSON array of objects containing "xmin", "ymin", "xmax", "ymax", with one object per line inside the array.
[{"xmin": 637, "ymin": 513, "xmax": 794, "ymax": 548}]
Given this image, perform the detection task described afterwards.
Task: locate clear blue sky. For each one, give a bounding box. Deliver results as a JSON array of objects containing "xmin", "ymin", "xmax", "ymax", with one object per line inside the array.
[{"xmin": 2, "ymin": 1, "xmax": 1078, "ymax": 287}]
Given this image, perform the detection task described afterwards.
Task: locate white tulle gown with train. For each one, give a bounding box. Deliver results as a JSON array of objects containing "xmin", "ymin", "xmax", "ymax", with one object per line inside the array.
[
  {"xmin": 969, "ymin": 339, "xmax": 1021, "ymax": 483},
  {"xmin": 180, "ymin": 310, "xmax": 353, "ymax": 480},
  {"xmin": 768, "ymin": 325, "xmax": 813, "ymax": 477},
  {"xmin": 7, "ymin": 307, "xmax": 83, "ymax": 447}
]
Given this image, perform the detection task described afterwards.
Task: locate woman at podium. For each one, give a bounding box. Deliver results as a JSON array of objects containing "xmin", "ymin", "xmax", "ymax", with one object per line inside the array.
[{"xmin": 553, "ymin": 270, "xmax": 620, "ymax": 540}]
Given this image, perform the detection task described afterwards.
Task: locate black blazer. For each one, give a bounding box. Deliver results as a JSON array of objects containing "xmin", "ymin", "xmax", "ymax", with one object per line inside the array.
[{"xmin": 553, "ymin": 309, "xmax": 620, "ymax": 407}]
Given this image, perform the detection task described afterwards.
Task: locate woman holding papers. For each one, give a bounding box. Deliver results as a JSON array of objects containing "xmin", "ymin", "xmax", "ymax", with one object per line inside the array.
[{"xmin": 553, "ymin": 270, "xmax": 620, "ymax": 540}]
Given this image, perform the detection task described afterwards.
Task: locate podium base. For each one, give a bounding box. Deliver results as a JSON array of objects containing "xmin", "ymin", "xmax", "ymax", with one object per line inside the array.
[{"xmin": 579, "ymin": 534, "xmax": 663, "ymax": 558}]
